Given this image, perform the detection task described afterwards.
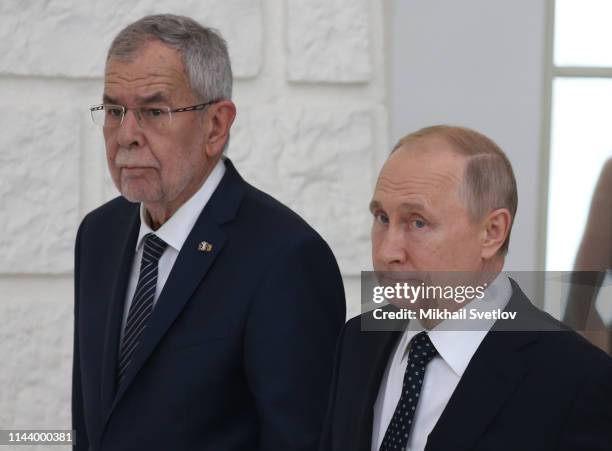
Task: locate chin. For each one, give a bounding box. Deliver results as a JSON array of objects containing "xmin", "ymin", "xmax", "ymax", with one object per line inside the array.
[
  {"xmin": 120, "ymin": 187, "xmax": 159, "ymax": 204},
  {"xmin": 119, "ymin": 178, "xmax": 157, "ymax": 201},
  {"xmin": 120, "ymin": 193, "xmax": 144, "ymax": 204}
]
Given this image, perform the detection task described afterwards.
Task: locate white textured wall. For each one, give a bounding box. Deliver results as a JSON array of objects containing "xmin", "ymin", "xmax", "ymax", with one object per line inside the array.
[{"xmin": 0, "ymin": 0, "xmax": 388, "ymax": 442}]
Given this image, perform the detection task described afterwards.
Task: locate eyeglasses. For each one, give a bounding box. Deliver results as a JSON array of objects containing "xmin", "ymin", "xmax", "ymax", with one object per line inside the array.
[{"xmin": 89, "ymin": 100, "xmax": 218, "ymax": 131}]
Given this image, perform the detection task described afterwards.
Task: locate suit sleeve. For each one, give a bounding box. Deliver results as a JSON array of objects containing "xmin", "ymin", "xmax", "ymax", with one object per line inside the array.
[
  {"xmin": 72, "ymin": 219, "xmax": 89, "ymax": 451},
  {"xmin": 244, "ymin": 233, "xmax": 346, "ymax": 451},
  {"xmin": 558, "ymin": 353, "xmax": 612, "ymax": 450},
  {"xmin": 319, "ymin": 321, "xmax": 348, "ymax": 451}
]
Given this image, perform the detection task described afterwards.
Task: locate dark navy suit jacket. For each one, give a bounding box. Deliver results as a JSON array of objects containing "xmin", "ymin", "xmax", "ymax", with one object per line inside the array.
[
  {"xmin": 320, "ymin": 280, "xmax": 612, "ymax": 451},
  {"xmin": 72, "ymin": 159, "xmax": 346, "ymax": 450}
]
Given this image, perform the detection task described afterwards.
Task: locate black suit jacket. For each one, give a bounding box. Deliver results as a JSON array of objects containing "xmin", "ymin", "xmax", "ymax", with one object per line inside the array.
[
  {"xmin": 72, "ymin": 159, "xmax": 346, "ymax": 451},
  {"xmin": 321, "ymin": 279, "xmax": 612, "ymax": 451}
]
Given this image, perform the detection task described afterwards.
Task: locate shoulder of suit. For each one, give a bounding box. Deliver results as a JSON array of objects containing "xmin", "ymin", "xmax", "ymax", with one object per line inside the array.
[
  {"xmin": 79, "ymin": 196, "xmax": 136, "ymax": 230},
  {"xmin": 345, "ymin": 314, "xmax": 362, "ymax": 332},
  {"xmin": 506, "ymin": 280, "xmax": 611, "ymax": 369},
  {"xmin": 239, "ymin": 180, "xmax": 328, "ymax": 243},
  {"xmin": 536, "ymin": 327, "xmax": 612, "ymax": 372},
  {"xmin": 342, "ymin": 312, "xmax": 387, "ymax": 340}
]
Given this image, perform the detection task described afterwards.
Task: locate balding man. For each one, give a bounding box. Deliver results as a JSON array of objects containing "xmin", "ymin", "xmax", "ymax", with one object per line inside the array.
[{"xmin": 320, "ymin": 126, "xmax": 612, "ymax": 451}]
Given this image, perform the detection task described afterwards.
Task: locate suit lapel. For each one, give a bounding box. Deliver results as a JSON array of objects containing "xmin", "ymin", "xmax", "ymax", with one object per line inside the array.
[
  {"xmin": 425, "ymin": 286, "xmax": 540, "ymax": 450},
  {"xmin": 100, "ymin": 205, "xmax": 140, "ymax": 419},
  {"xmin": 104, "ymin": 158, "xmax": 245, "ymax": 425},
  {"xmin": 353, "ymin": 327, "xmax": 402, "ymax": 451},
  {"xmin": 109, "ymin": 218, "xmax": 226, "ymax": 410}
]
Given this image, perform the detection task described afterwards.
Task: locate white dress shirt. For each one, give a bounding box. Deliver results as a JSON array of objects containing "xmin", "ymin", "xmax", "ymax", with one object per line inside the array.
[
  {"xmin": 120, "ymin": 159, "xmax": 226, "ymax": 342},
  {"xmin": 371, "ymin": 274, "xmax": 512, "ymax": 451}
]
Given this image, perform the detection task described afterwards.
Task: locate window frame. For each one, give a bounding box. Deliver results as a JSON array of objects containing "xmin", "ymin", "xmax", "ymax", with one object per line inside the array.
[{"xmin": 540, "ymin": 0, "xmax": 612, "ymax": 271}]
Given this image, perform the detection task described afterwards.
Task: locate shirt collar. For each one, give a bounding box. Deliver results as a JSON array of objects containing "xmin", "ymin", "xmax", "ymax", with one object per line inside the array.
[
  {"xmin": 135, "ymin": 158, "xmax": 226, "ymax": 253},
  {"xmin": 400, "ymin": 273, "xmax": 512, "ymax": 377}
]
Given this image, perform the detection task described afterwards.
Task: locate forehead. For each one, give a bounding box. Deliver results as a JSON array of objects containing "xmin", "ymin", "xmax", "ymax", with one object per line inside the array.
[
  {"xmin": 374, "ymin": 138, "xmax": 466, "ymax": 208},
  {"xmin": 104, "ymin": 40, "xmax": 190, "ymax": 102}
]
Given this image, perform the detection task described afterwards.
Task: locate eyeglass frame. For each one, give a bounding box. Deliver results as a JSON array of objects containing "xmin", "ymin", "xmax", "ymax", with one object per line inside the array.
[{"xmin": 89, "ymin": 99, "xmax": 220, "ymax": 128}]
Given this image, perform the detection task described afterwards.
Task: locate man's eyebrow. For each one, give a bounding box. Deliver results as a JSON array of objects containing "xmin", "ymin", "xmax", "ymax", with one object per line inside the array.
[
  {"xmin": 102, "ymin": 92, "xmax": 169, "ymax": 105},
  {"xmin": 135, "ymin": 92, "xmax": 169, "ymax": 104},
  {"xmin": 369, "ymin": 200, "xmax": 426, "ymax": 214},
  {"xmin": 102, "ymin": 94, "xmax": 118, "ymax": 104},
  {"xmin": 398, "ymin": 202, "xmax": 426, "ymax": 213}
]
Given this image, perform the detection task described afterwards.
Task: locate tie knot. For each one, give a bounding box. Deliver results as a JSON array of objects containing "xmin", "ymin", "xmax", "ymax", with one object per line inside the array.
[
  {"xmin": 142, "ymin": 233, "xmax": 168, "ymax": 263},
  {"xmin": 408, "ymin": 331, "xmax": 437, "ymax": 366}
]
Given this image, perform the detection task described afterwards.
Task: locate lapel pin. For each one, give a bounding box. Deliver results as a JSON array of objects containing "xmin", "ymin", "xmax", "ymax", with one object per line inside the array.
[{"xmin": 198, "ymin": 241, "xmax": 213, "ymax": 252}]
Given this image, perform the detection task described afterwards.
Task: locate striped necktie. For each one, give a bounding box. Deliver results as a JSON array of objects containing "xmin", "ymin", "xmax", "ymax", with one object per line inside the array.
[{"xmin": 117, "ymin": 233, "xmax": 168, "ymax": 386}]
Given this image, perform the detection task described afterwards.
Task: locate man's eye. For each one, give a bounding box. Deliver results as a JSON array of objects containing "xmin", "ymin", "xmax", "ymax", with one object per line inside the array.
[
  {"xmin": 143, "ymin": 108, "xmax": 165, "ymax": 118},
  {"xmin": 413, "ymin": 219, "xmax": 426, "ymax": 229},
  {"xmin": 374, "ymin": 213, "xmax": 389, "ymax": 225},
  {"xmin": 107, "ymin": 108, "xmax": 123, "ymax": 118}
]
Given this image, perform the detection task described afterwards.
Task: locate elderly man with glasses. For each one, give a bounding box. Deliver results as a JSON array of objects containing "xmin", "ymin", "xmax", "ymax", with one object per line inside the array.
[{"xmin": 74, "ymin": 14, "xmax": 345, "ymax": 451}]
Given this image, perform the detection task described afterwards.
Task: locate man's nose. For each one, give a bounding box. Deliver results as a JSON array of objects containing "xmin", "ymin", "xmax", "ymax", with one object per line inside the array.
[
  {"xmin": 376, "ymin": 227, "xmax": 408, "ymax": 267},
  {"xmin": 116, "ymin": 109, "xmax": 144, "ymax": 148}
]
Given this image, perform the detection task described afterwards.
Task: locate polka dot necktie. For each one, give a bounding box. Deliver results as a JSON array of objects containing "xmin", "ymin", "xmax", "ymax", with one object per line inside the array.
[{"xmin": 379, "ymin": 331, "xmax": 438, "ymax": 451}]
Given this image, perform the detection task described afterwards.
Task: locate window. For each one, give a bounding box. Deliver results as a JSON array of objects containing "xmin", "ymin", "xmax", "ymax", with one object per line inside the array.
[
  {"xmin": 545, "ymin": 0, "xmax": 612, "ymax": 323},
  {"xmin": 546, "ymin": 0, "xmax": 612, "ymax": 272}
]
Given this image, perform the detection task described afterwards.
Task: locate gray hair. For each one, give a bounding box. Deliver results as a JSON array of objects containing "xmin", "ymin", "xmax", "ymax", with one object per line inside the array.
[
  {"xmin": 106, "ymin": 14, "xmax": 233, "ymax": 102},
  {"xmin": 392, "ymin": 125, "xmax": 518, "ymax": 256}
]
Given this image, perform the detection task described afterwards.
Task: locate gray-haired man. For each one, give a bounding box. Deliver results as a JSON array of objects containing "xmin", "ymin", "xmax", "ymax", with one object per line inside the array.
[{"xmin": 73, "ymin": 14, "xmax": 345, "ymax": 451}]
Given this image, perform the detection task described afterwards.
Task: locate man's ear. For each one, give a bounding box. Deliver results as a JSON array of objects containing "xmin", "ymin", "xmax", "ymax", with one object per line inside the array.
[
  {"xmin": 204, "ymin": 100, "xmax": 236, "ymax": 158},
  {"xmin": 481, "ymin": 208, "xmax": 511, "ymax": 260}
]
